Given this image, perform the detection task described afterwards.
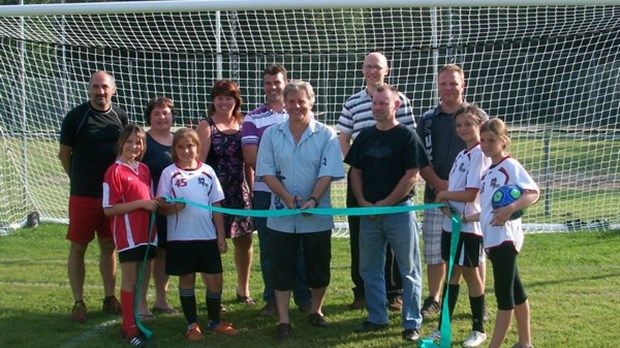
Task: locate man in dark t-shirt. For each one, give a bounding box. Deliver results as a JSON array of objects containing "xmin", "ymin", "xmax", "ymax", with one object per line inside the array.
[
  {"xmin": 345, "ymin": 85, "xmax": 429, "ymax": 342},
  {"xmin": 58, "ymin": 71, "xmax": 128, "ymax": 322}
]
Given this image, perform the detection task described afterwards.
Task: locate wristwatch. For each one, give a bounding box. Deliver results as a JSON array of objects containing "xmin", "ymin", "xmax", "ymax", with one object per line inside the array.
[{"xmin": 308, "ymin": 196, "xmax": 319, "ymax": 206}]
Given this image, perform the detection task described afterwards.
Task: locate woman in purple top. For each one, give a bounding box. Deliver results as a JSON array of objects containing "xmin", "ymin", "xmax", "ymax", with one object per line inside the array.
[{"xmin": 196, "ymin": 80, "xmax": 254, "ymax": 306}]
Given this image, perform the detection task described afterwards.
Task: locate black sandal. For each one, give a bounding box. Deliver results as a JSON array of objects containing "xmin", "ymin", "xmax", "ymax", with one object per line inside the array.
[{"xmin": 236, "ymin": 293, "xmax": 256, "ymax": 305}]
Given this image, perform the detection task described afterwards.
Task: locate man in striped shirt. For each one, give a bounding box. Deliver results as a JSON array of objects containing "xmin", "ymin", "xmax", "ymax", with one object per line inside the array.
[
  {"xmin": 242, "ymin": 64, "xmax": 312, "ymax": 317},
  {"xmin": 336, "ymin": 52, "xmax": 416, "ymax": 311}
]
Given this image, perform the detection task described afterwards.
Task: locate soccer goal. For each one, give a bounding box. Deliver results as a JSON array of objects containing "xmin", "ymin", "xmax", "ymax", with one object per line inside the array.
[{"xmin": 0, "ymin": 0, "xmax": 618, "ymax": 234}]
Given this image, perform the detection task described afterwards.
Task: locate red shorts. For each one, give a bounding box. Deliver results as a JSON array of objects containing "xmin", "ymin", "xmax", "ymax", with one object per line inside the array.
[{"xmin": 66, "ymin": 195, "xmax": 112, "ymax": 244}]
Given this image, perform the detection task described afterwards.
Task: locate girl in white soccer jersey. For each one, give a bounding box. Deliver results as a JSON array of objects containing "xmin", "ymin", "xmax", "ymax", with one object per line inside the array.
[
  {"xmin": 102, "ymin": 124, "xmax": 159, "ymax": 347},
  {"xmin": 478, "ymin": 118, "xmax": 539, "ymax": 348},
  {"xmin": 157, "ymin": 128, "xmax": 239, "ymax": 341},
  {"xmin": 432, "ymin": 105, "xmax": 491, "ymax": 348}
]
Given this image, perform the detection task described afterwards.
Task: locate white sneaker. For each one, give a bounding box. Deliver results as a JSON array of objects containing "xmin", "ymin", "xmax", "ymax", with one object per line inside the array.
[
  {"xmin": 462, "ymin": 330, "xmax": 487, "ymax": 347},
  {"xmin": 425, "ymin": 329, "xmax": 441, "ymax": 342}
]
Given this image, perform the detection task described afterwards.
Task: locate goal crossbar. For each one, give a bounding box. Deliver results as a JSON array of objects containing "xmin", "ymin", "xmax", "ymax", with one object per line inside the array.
[{"xmin": 2, "ymin": 0, "xmax": 620, "ymax": 17}]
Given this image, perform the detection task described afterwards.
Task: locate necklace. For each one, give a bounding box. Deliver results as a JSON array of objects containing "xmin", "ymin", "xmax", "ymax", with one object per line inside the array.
[{"xmin": 212, "ymin": 114, "xmax": 239, "ymax": 132}]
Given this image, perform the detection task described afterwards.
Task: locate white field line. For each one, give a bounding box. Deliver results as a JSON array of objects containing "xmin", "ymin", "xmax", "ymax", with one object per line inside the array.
[
  {"xmin": 59, "ymin": 319, "xmax": 119, "ymax": 348},
  {"xmin": 0, "ymin": 280, "xmax": 100, "ymax": 288},
  {"xmin": 0, "ymin": 258, "xmax": 67, "ymax": 264}
]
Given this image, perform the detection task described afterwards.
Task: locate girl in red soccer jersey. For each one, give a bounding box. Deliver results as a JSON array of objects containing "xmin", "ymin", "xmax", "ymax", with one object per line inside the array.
[
  {"xmin": 432, "ymin": 105, "xmax": 491, "ymax": 347},
  {"xmin": 102, "ymin": 124, "xmax": 159, "ymax": 347},
  {"xmin": 157, "ymin": 128, "xmax": 239, "ymax": 341},
  {"xmin": 478, "ymin": 118, "xmax": 539, "ymax": 348}
]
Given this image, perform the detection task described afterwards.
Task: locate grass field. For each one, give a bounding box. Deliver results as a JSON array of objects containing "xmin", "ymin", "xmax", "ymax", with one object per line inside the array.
[{"xmin": 0, "ymin": 224, "xmax": 618, "ymax": 347}]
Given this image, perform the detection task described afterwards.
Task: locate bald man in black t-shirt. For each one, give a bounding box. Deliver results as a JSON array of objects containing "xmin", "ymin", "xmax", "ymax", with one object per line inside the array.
[{"xmin": 58, "ymin": 71, "xmax": 128, "ymax": 322}]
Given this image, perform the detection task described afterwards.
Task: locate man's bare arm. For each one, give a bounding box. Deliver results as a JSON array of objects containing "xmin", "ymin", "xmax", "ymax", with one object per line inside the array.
[
  {"xmin": 242, "ymin": 144, "xmax": 259, "ymax": 170},
  {"xmin": 339, "ymin": 132, "xmax": 352, "ymax": 158},
  {"xmin": 375, "ymin": 168, "xmax": 418, "ymax": 207},
  {"xmin": 419, "ymin": 165, "xmax": 448, "ymax": 192},
  {"xmin": 58, "ymin": 144, "xmax": 72, "ymax": 177}
]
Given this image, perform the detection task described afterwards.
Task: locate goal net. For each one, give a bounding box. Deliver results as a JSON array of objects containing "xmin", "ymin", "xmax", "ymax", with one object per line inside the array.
[{"xmin": 0, "ymin": 1, "xmax": 618, "ymax": 234}]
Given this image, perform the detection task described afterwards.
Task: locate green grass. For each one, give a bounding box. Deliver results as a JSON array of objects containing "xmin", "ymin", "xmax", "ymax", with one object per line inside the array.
[
  {"xmin": 1, "ymin": 224, "xmax": 619, "ymax": 347},
  {"xmin": 511, "ymin": 135, "xmax": 620, "ymax": 174}
]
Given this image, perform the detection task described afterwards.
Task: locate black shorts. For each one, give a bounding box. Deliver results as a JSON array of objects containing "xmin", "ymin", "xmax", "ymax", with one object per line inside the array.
[
  {"xmin": 166, "ymin": 240, "xmax": 222, "ymax": 275},
  {"xmin": 271, "ymin": 230, "xmax": 332, "ymax": 290},
  {"xmin": 441, "ymin": 230, "xmax": 483, "ymax": 267},
  {"xmin": 155, "ymin": 214, "xmax": 168, "ymax": 248},
  {"xmin": 118, "ymin": 244, "xmax": 157, "ymax": 263}
]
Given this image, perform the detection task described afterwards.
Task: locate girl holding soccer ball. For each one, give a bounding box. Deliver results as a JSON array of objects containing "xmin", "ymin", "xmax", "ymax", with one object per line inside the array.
[
  {"xmin": 479, "ymin": 118, "xmax": 540, "ymax": 348},
  {"xmin": 102, "ymin": 124, "xmax": 159, "ymax": 347}
]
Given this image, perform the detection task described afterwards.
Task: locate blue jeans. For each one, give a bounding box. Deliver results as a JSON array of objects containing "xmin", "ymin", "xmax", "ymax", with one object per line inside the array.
[
  {"xmin": 347, "ymin": 170, "xmax": 402, "ymax": 300},
  {"xmin": 254, "ymin": 191, "xmax": 311, "ymax": 306},
  {"xmin": 359, "ymin": 201, "xmax": 423, "ymax": 330}
]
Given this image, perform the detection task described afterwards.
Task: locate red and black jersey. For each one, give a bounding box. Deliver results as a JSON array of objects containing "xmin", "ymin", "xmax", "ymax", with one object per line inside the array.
[{"xmin": 103, "ymin": 161, "xmax": 156, "ymax": 252}]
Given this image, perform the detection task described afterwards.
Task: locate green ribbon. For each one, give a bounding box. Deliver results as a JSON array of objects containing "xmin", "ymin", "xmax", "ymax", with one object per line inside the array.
[
  {"xmin": 163, "ymin": 196, "xmax": 445, "ymax": 217},
  {"xmin": 163, "ymin": 196, "xmax": 461, "ymax": 347},
  {"xmin": 418, "ymin": 211, "xmax": 462, "ymax": 348}
]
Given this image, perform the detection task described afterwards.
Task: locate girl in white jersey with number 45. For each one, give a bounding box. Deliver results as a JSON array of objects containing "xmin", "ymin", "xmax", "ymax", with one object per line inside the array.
[{"xmin": 157, "ymin": 128, "xmax": 240, "ymax": 342}]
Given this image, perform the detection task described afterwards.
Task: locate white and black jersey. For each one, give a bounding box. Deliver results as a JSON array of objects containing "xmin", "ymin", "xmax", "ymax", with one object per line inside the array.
[{"xmin": 157, "ymin": 162, "xmax": 225, "ymax": 242}]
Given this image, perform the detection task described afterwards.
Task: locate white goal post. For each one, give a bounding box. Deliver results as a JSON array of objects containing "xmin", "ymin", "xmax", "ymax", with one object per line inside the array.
[{"xmin": 0, "ymin": 1, "xmax": 618, "ymax": 234}]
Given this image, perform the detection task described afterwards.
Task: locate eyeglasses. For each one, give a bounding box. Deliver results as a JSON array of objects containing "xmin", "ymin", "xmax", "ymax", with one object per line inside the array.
[{"xmin": 363, "ymin": 65, "xmax": 387, "ymax": 71}]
